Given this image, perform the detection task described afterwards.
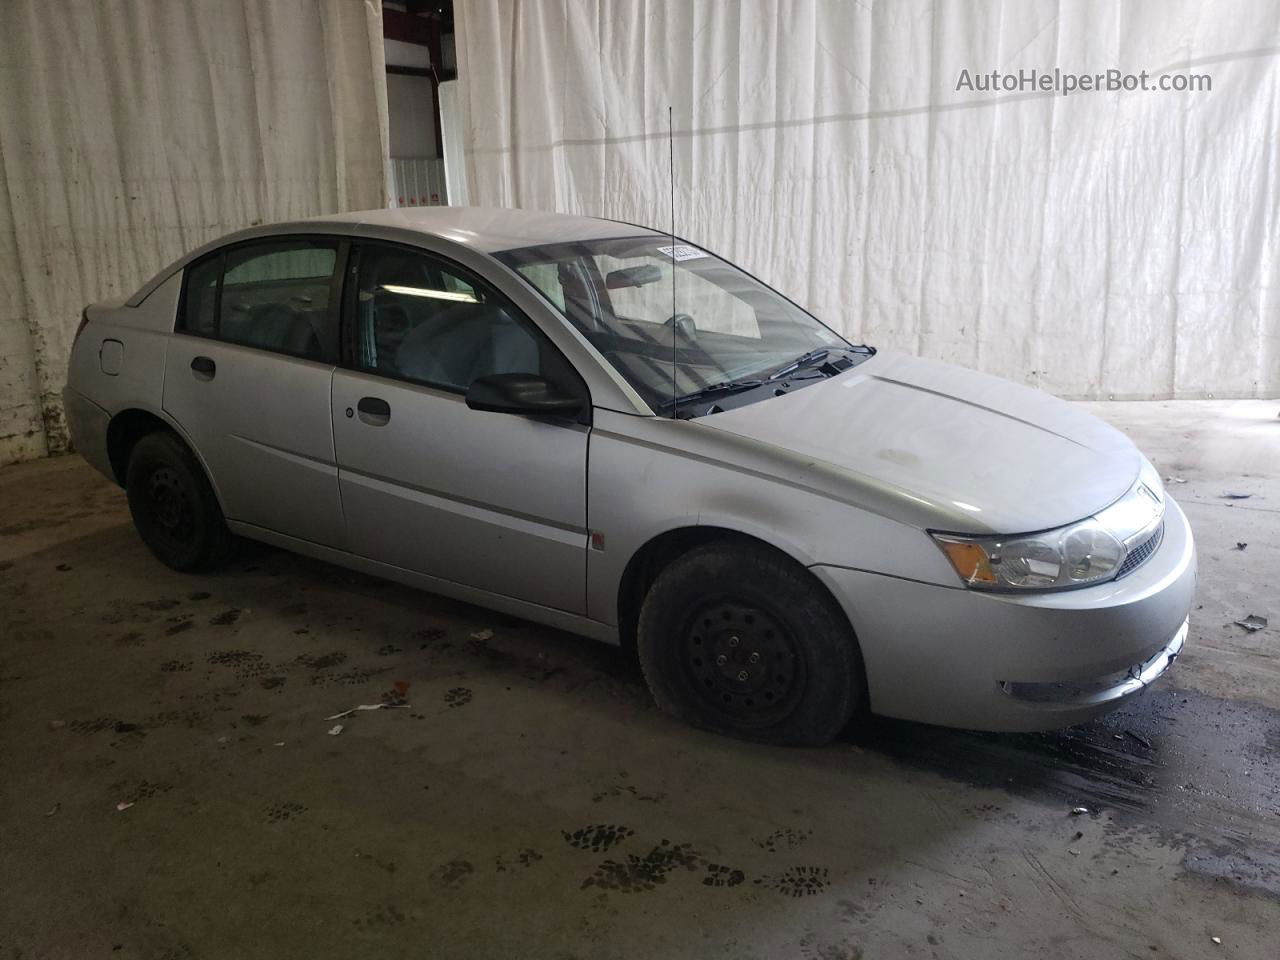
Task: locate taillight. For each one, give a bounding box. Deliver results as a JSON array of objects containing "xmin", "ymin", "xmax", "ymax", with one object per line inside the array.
[{"xmin": 73, "ymin": 307, "xmax": 90, "ymax": 344}]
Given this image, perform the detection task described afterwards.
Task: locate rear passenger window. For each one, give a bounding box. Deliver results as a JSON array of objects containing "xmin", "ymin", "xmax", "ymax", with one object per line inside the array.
[
  {"xmin": 353, "ymin": 244, "xmax": 575, "ymax": 394},
  {"xmin": 179, "ymin": 239, "xmax": 339, "ymax": 361}
]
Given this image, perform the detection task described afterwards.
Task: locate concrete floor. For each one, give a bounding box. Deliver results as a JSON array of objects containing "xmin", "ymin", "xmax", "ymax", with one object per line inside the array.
[{"xmin": 1, "ymin": 399, "xmax": 1277, "ymax": 959}]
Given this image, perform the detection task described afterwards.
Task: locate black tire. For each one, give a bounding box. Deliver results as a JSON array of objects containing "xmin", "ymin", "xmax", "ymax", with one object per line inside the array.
[
  {"xmin": 637, "ymin": 540, "xmax": 864, "ymax": 746},
  {"xmin": 125, "ymin": 430, "xmax": 237, "ymax": 572}
]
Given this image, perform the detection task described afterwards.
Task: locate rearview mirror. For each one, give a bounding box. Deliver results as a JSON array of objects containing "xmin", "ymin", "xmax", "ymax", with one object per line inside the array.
[
  {"xmin": 465, "ymin": 373, "xmax": 584, "ymax": 419},
  {"xmin": 605, "ymin": 264, "xmax": 663, "ymax": 289}
]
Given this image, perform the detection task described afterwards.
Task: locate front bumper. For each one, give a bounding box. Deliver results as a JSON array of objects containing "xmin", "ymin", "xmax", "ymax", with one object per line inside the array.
[{"xmin": 812, "ymin": 496, "xmax": 1197, "ymax": 731}]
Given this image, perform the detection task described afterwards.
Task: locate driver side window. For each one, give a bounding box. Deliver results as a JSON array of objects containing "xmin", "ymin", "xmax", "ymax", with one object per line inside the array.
[{"xmin": 352, "ymin": 244, "xmax": 577, "ymax": 395}]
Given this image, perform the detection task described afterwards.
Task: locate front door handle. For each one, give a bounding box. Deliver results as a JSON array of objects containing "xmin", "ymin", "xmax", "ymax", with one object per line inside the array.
[
  {"xmin": 190, "ymin": 355, "xmax": 216, "ymax": 379},
  {"xmin": 356, "ymin": 396, "xmax": 391, "ymax": 426}
]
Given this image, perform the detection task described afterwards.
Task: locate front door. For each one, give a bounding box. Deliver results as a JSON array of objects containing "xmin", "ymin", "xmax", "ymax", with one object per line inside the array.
[
  {"xmin": 162, "ymin": 236, "xmax": 346, "ymax": 548},
  {"xmin": 330, "ymin": 241, "xmax": 590, "ymax": 613}
]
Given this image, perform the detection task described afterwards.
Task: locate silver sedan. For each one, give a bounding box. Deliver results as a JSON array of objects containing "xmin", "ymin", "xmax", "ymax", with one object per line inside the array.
[{"xmin": 63, "ymin": 207, "xmax": 1195, "ymax": 745}]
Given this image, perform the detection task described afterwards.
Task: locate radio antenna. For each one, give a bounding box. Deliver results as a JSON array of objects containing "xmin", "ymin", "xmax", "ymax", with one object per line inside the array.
[{"xmin": 668, "ymin": 105, "xmax": 677, "ymax": 420}]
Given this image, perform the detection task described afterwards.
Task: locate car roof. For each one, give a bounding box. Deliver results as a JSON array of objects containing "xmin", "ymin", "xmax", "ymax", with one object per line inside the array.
[
  {"xmin": 126, "ymin": 206, "xmax": 667, "ymax": 307},
  {"xmin": 286, "ymin": 206, "xmax": 663, "ymax": 253}
]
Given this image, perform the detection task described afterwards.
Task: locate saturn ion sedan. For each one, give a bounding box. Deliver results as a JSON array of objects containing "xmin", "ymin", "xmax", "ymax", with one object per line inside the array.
[{"xmin": 63, "ymin": 207, "xmax": 1195, "ymax": 745}]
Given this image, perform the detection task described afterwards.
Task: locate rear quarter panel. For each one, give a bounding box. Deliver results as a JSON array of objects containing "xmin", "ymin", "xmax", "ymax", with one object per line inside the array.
[{"xmin": 66, "ymin": 273, "xmax": 191, "ymax": 481}]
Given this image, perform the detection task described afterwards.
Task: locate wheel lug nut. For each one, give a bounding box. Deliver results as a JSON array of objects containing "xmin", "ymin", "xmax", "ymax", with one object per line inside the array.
[
  {"xmin": 728, "ymin": 636, "xmax": 739, "ymax": 647},
  {"xmin": 737, "ymin": 670, "xmax": 748, "ymax": 681},
  {"xmin": 748, "ymin": 652, "xmax": 760, "ymax": 663},
  {"xmin": 716, "ymin": 655, "xmax": 727, "ymax": 666}
]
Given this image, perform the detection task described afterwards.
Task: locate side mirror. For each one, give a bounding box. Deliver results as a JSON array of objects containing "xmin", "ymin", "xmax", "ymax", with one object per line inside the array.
[{"xmin": 465, "ymin": 373, "xmax": 584, "ymax": 419}]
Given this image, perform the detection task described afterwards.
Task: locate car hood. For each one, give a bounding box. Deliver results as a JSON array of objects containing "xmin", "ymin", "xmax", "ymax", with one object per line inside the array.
[{"xmin": 696, "ymin": 351, "xmax": 1143, "ymax": 534}]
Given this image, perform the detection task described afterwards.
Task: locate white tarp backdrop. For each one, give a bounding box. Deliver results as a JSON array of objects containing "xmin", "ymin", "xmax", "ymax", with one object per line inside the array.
[
  {"xmin": 0, "ymin": 0, "xmax": 390, "ymax": 466},
  {"xmin": 455, "ymin": 0, "xmax": 1280, "ymax": 403}
]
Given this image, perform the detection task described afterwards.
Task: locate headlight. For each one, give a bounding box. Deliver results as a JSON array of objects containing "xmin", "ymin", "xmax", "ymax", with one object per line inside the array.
[{"xmin": 932, "ymin": 480, "xmax": 1163, "ymax": 591}]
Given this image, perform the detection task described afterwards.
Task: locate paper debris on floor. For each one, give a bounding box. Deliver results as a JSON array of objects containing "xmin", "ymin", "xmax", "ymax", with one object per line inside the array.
[
  {"xmin": 324, "ymin": 704, "xmax": 395, "ymax": 721},
  {"xmin": 327, "ymin": 724, "xmax": 344, "ymax": 736},
  {"xmin": 115, "ymin": 801, "xmax": 134, "ymax": 812}
]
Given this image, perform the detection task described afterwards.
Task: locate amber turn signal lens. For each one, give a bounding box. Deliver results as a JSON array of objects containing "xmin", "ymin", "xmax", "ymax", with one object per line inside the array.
[{"xmin": 936, "ymin": 539, "xmax": 998, "ymax": 585}]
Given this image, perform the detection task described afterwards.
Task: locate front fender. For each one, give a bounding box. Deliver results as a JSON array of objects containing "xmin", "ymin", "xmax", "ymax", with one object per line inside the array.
[{"xmin": 586, "ymin": 411, "xmax": 955, "ymax": 627}]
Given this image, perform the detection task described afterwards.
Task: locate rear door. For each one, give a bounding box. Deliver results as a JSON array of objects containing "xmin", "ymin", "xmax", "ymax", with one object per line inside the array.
[
  {"xmin": 162, "ymin": 236, "xmax": 347, "ymax": 548},
  {"xmin": 331, "ymin": 240, "xmax": 590, "ymax": 613}
]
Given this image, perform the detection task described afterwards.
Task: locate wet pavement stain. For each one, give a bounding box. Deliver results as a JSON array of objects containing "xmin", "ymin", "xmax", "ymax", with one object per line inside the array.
[{"xmin": 856, "ymin": 685, "xmax": 1280, "ymax": 897}]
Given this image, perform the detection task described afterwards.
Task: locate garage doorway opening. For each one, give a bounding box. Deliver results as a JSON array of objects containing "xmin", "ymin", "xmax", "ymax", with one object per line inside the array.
[{"xmin": 383, "ymin": 1, "xmax": 457, "ymax": 207}]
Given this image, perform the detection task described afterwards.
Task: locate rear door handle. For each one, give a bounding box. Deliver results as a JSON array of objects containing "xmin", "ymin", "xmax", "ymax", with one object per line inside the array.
[
  {"xmin": 356, "ymin": 396, "xmax": 390, "ymax": 426},
  {"xmin": 190, "ymin": 355, "xmax": 216, "ymax": 379}
]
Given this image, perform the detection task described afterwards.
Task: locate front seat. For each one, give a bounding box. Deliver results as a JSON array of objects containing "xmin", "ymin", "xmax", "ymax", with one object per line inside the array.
[{"xmin": 395, "ymin": 304, "xmax": 540, "ymax": 390}]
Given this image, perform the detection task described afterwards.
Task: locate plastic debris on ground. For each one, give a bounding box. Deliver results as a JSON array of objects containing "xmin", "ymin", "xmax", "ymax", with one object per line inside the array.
[
  {"xmin": 325, "ymin": 684, "xmax": 412, "ymax": 720},
  {"xmin": 1163, "ymin": 476, "xmax": 1188, "ymax": 484},
  {"xmin": 44, "ymin": 803, "xmax": 60, "ymax": 817},
  {"xmin": 382, "ymin": 681, "xmax": 411, "ymax": 706},
  {"xmin": 1221, "ymin": 492, "xmax": 1252, "ymax": 499},
  {"xmin": 1070, "ymin": 807, "xmax": 1089, "ymax": 815},
  {"xmin": 327, "ymin": 724, "xmax": 344, "ymax": 736},
  {"xmin": 116, "ymin": 801, "xmax": 134, "ymax": 812},
  {"xmin": 470, "ymin": 629, "xmax": 495, "ymax": 641},
  {"xmin": 1234, "ymin": 614, "xmax": 1267, "ymax": 632}
]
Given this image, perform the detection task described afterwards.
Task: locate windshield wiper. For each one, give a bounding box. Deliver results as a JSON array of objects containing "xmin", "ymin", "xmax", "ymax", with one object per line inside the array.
[
  {"xmin": 768, "ymin": 348, "xmax": 833, "ymax": 380},
  {"xmin": 661, "ymin": 378, "xmax": 764, "ymax": 410},
  {"xmin": 767, "ymin": 345, "xmax": 868, "ymax": 380}
]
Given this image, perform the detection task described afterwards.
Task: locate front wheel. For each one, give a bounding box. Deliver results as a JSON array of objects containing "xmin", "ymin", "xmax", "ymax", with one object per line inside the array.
[
  {"xmin": 125, "ymin": 430, "xmax": 237, "ymax": 572},
  {"xmin": 637, "ymin": 541, "xmax": 864, "ymax": 746}
]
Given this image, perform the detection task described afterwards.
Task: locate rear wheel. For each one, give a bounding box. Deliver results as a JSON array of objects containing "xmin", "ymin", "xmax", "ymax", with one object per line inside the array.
[
  {"xmin": 637, "ymin": 540, "xmax": 863, "ymax": 746},
  {"xmin": 125, "ymin": 431, "xmax": 236, "ymax": 572}
]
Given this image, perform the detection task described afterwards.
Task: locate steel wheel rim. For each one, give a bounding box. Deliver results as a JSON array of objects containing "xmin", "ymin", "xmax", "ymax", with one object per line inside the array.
[
  {"xmin": 147, "ymin": 467, "xmax": 195, "ymax": 544},
  {"xmin": 681, "ymin": 600, "xmax": 804, "ymax": 725}
]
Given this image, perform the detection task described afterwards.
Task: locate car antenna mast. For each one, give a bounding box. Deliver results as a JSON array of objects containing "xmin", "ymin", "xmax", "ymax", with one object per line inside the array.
[{"xmin": 667, "ymin": 104, "xmax": 678, "ymax": 420}]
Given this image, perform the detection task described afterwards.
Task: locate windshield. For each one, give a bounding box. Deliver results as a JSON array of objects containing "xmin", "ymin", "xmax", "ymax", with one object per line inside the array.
[{"xmin": 495, "ymin": 236, "xmax": 856, "ymax": 412}]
